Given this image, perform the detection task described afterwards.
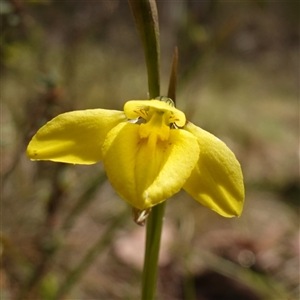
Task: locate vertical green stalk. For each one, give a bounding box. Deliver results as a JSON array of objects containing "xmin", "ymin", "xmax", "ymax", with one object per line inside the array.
[
  {"xmin": 128, "ymin": 0, "xmax": 160, "ymax": 98},
  {"xmin": 128, "ymin": 1, "xmax": 164, "ymax": 299},
  {"xmin": 141, "ymin": 203, "xmax": 166, "ymax": 300}
]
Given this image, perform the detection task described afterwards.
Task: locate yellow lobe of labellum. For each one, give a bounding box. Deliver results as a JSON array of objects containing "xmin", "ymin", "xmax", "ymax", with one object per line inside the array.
[{"xmin": 102, "ymin": 100, "xmax": 199, "ymax": 210}]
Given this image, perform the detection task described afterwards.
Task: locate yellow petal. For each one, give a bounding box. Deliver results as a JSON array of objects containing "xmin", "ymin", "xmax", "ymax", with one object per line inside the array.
[
  {"xmin": 102, "ymin": 123, "xmax": 199, "ymax": 209},
  {"xmin": 183, "ymin": 122, "xmax": 244, "ymax": 217},
  {"xmin": 27, "ymin": 109, "xmax": 126, "ymax": 164},
  {"xmin": 124, "ymin": 100, "xmax": 186, "ymax": 127}
]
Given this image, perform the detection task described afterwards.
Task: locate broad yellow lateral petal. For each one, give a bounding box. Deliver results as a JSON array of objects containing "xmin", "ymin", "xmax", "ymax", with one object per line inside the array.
[
  {"xmin": 102, "ymin": 123, "xmax": 199, "ymax": 209},
  {"xmin": 183, "ymin": 122, "xmax": 244, "ymax": 217},
  {"xmin": 27, "ymin": 109, "xmax": 126, "ymax": 164}
]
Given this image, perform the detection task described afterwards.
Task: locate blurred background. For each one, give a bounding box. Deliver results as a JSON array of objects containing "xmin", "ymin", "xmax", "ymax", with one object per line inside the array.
[{"xmin": 1, "ymin": 1, "xmax": 299, "ymax": 299}]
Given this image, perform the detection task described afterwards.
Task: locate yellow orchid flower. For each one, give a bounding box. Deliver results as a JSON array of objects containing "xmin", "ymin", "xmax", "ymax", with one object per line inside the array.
[{"xmin": 26, "ymin": 97, "xmax": 244, "ymax": 217}]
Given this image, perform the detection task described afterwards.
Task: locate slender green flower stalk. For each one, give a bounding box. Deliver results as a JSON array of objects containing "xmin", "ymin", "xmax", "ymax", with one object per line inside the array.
[
  {"xmin": 140, "ymin": 47, "xmax": 180, "ymax": 299},
  {"xmin": 141, "ymin": 203, "xmax": 166, "ymax": 299},
  {"xmin": 127, "ymin": 1, "xmax": 164, "ymax": 298},
  {"xmin": 127, "ymin": 0, "xmax": 160, "ymax": 99}
]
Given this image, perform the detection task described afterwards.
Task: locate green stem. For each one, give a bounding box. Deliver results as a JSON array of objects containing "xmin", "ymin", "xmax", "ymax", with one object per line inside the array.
[
  {"xmin": 127, "ymin": 0, "xmax": 160, "ymax": 99},
  {"xmin": 127, "ymin": 1, "xmax": 172, "ymax": 299},
  {"xmin": 141, "ymin": 202, "xmax": 166, "ymax": 300},
  {"xmin": 140, "ymin": 45, "xmax": 178, "ymax": 297}
]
